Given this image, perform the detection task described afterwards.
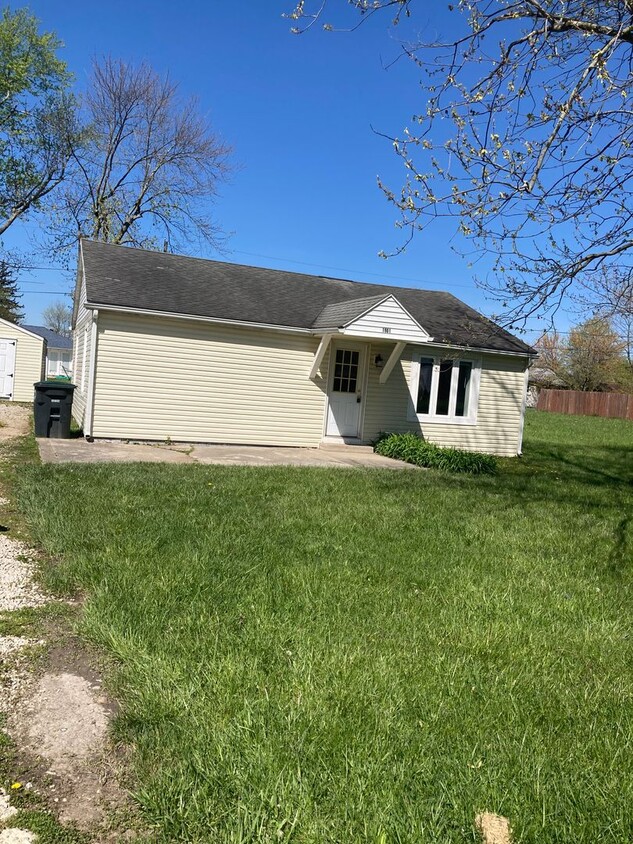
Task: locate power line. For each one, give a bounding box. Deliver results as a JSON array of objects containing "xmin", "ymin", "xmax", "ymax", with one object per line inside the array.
[
  {"xmin": 16, "ymin": 266, "xmax": 70, "ymax": 272},
  {"xmin": 18, "ymin": 281, "xmax": 70, "ymax": 287},
  {"xmin": 526, "ymin": 326, "xmax": 632, "ymax": 336},
  {"xmin": 229, "ymin": 249, "xmax": 475, "ymax": 290},
  {"xmin": 20, "ymin": 290, "xmax": 71, "ymax": 295}
]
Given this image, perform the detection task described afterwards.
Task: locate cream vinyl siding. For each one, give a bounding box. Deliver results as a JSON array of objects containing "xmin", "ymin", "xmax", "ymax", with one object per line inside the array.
[
  {"xmin": 343, "ymin": 297, "xmax": 429, "ymax": 342},
  {"xmin": 361, "ymin": 342, "xmax": 528, "ymax": 456},
  {"xmin": 91, "ymin": 311, "xmax": 329, "ymax": 445},
  {"xmin": 71, "ymin": 273, "xmax": 92, "ymax": 426},
  {"xmin": 0, "ymin": 322, "xmax": 44, "ymax": 402}
]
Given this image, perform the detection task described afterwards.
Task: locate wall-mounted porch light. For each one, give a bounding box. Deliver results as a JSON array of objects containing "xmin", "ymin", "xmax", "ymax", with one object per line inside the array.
[{"xmin": 374, "ymin": 354, "xmax": 385, "ymax": 368}]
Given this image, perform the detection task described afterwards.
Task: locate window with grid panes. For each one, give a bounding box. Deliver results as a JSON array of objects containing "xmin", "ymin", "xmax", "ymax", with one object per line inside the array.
[{"xmin": 332, "ymin": 348, "xmax": 359, "ymax": 393}]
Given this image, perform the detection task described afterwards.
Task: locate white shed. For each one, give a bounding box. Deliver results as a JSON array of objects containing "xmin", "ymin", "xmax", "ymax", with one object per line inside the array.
[{"xmin": 0, "ymin": 318, "xmax": 45, "ymax": 402}]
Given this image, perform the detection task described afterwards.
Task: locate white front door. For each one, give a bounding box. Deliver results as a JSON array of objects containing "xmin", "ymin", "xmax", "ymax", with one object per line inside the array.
[
  {"xmin": 0, "ymin": 339, "xmax": 16, "ymax": 399},
  {"xmin": 326, "ymin": 344, "xmax": 365, "ymax": 438}
]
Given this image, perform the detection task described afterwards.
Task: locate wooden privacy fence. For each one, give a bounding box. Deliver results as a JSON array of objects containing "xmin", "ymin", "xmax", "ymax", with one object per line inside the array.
[{"xmin": 537, "ymin": 388, "xmax": 633, "ymax": 420}]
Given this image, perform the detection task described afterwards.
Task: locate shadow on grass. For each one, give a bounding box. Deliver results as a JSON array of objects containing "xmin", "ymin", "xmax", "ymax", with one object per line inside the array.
[
  {"xmin": 522, "ymin": 441, "xmax": 632, "ymax": 487},
  {"xmin": 608, "ymin": 516, "xmax": 632, "ymax": 576}
]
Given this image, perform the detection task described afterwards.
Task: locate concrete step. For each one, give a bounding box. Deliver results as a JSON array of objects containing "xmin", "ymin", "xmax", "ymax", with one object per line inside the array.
[{"xmin": 319, "ymin": 441, "xmax": 374, "ymax": 453}]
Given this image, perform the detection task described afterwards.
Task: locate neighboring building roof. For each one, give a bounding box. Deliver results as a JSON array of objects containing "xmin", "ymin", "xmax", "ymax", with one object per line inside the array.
[
  {"xmin": 528, "ymin": 365, "xmax": 565, "ymax": 388},
  {"xmin": 22, "ymin": 324, "xmax": 73, "ymax": 349},
  {"xmin": 80, "ymin": 240, "xmax": 535, "ymax": 355}
]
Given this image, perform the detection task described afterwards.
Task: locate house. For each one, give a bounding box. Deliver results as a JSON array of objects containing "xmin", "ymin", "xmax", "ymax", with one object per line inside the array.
[
  {"xmin": 22, "ymin": 326, "xmax": 73, "ymax": 379},
  {"xmin": 72, "ymin": 240, "xmax": 536, "ymax": 456},
  {"xmin": 0, "ymin": 320, "xmax": 73, "ymax": 402}
]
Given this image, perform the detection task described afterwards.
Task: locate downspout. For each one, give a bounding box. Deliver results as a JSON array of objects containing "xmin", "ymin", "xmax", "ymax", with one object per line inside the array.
[
  {"xmin": 516, "ymin": 364, "xmax": 531, "ymax": 456},
  {"xmin": 84, "ymin": 309, "xmax": 99, "ymax": 440},
  {"xmin": 70, "ymin": 339, "xmax": 76, "ymax": 385}
]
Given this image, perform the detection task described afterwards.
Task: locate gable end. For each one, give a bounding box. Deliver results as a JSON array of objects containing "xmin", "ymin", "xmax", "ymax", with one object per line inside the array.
[{"xmin": 340, "ymin": 295, "xmax": 432, "ymax": 343}]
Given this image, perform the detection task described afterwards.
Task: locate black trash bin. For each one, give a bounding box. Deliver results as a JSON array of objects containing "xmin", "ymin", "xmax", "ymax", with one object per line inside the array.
[{"xmin": 33, "ymin": 381, "xmax": 76, "ymax": 438}]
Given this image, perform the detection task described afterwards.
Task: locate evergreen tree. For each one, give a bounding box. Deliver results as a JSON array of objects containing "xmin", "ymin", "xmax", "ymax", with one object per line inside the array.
[{"xmin": 0, "ymin": 260, "xmax": 23, "ymax": 323}]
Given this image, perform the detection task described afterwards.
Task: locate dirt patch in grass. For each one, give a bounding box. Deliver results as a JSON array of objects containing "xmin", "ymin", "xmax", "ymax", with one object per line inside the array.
[
  {"xmin": 12, "ymin": 672, "xmax": 110, "ymax": 827},
  {"xmin": 0, "ymin": 407, "xmax": 30, "ymax": 442},
  {"xmin": 7, "ymin": 640, "xmax": 130, "ymax": 831},
  {"xmin": 476, "ymin": 812, "xmax": 512, "ymax": 844}
]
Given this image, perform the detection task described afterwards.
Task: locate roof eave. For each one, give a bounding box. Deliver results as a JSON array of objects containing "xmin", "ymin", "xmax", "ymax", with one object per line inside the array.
[
  {"xmin": 84, "ymin": 302, "xmax": 533, "ymax": 356},
  {"xmin": 83, "ymin": 301, "xmax": 314, "ymax": 335}
]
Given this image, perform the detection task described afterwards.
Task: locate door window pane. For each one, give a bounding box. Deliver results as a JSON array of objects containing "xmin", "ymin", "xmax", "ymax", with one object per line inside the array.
[
  {"xmin": 416, "ymin": 357, "xmax": 433, "ymax": 414},
  {"xmin": 333, "ymin": 349, "xmax": 359, "ymax": 393},
  {"xmin": 435, "ymin": 359, "xmax": 453, "ymax": 415},
  {"xmin": 455, "ymin": 361, "xmax": 472, "ymax": 417}
]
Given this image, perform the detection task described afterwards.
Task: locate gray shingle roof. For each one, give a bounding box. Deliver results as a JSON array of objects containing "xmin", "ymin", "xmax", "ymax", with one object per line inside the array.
[
  {"xmin": 80, "ymin": 240, "xmax": 534, "ymax": 355},
  {"xmin": 22, "ymin": 325, "xmax": 72, "ymax": 349}
]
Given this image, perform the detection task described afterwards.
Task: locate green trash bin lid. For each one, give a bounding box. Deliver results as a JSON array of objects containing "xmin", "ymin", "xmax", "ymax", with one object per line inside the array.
[{"xmin": 34, "ymin": 381, "xmax": 76, "ymax": 390}]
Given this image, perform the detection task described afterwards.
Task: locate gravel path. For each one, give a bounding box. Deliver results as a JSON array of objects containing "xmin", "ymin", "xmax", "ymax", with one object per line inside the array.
[
  {"xmin": 0, "ymin": 537, "xmax": 46, "ymax": 613},
  {"xmin": 0, "ymin": 405, "xmax": 46, "ymax": 842},
  {"xmin": 0, "ymin": 406, "xmax": 46, "ymax": 714},
  {"xmin": 0, "ymin": 830, "xmax": 37, "ymax": 843}
]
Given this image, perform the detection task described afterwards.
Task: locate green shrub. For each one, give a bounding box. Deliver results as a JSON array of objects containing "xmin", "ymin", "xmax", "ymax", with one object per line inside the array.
[{"xmin": 374, "ymin": 432, "xmax": 497, "ymax": 474}]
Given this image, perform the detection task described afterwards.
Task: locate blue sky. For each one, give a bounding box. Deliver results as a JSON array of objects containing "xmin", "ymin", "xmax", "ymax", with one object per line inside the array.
[{"xmin": 10, "ymin": 1, "xmax": 569, "ymax": 340}]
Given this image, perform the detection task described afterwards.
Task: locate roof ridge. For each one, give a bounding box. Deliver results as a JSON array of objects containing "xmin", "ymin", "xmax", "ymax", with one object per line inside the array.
[{"xmin": 81, "ymin": 239, "xmax": 452, "ymax": 296}]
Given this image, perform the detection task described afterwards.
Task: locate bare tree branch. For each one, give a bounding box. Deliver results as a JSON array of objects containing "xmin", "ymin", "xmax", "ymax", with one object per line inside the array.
[
  {"xmin": 47, "ymin": 57, "xmax": 231, "ymax": 256},
  {"xmin": 42, "ymin": 299, "xmax": 72, "ymax": 336},
  {"xmin": 287, "ymin": 1, "xmax": 633, "ymax": 327},
  {"xmin": 575, "ymin": 266, "xmax": 633, "ymax": 362}
]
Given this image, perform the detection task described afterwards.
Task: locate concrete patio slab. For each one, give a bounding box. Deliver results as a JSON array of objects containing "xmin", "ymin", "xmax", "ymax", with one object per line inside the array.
[
  {"xmin": 37, "ymin": 439, "xmax": 193, "ymax": 465},
  {"xmin": 37, "ymin": 438, "xmax": 416, "ymax": 470},
  {"xmin": 188, "ymin": 444, "xmax": 414, "ymax": 469}
]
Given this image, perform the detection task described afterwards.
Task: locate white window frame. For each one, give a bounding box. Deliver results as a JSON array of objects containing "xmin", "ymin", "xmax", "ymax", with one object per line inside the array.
[
  {"xmin": 46, "ymin": 350, "xmax": 60, "ymax": 377},
  {"xmin": 47, "ymin": 350, "xmax": 72, "ymax": 378},
  {"xmin": 408, "ymin": 354, "xmax": 481, "ymax": 425}
]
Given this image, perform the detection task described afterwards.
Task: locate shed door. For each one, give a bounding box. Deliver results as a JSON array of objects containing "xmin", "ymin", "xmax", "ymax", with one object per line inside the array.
[
  {"xmin": 326, "ymin": 345, "xmax": 364, "ymax": 438},
  {"xmin": 0, "ymin": 339, "xmax": 16, "ymax": 399}
]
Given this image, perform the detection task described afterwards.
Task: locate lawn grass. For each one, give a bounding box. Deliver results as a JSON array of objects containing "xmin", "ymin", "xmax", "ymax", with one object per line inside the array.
[{"xmin": 15, "ymin": 411, "xmax": 633, "ymax": 843}]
